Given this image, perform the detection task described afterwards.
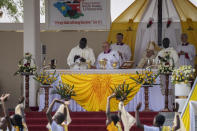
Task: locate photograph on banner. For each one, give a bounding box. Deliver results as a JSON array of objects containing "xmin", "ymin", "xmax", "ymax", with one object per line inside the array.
[{"xmin": 47, "ymin": 0, "xmax": 111, "ymax": 30}]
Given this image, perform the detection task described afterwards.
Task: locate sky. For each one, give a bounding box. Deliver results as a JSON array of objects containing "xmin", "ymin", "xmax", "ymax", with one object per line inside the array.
[
  {"xmin": 0, "ymin": 0, "xmax": 197, "ymax": 23},
  {"xmin": 111, "ymin": 0, "xmax": 197, "ymax": 21}
]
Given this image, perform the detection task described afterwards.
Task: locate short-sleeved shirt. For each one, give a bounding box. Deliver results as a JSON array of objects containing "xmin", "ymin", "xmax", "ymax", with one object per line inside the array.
[
  {"xmin": 51, "ymin": 121, "xmax": 64, "ymax": 131},
  {"xmin": 144, "ymin": 125, "xmax": 160, "ymax": 131}
]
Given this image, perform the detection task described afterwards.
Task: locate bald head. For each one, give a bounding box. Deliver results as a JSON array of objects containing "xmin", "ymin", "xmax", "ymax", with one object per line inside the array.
[{"xmin": 102, "ymin": 41, "xmax": 110, "ymax": 52}]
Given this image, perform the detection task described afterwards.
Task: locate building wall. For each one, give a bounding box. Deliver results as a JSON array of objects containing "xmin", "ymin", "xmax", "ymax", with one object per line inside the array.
[{"xmin": 0, "ymin": 31, "xmax": 108, "ymax": 109}]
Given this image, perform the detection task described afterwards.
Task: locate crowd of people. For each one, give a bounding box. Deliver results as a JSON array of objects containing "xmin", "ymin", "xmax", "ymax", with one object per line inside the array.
[
  {"xmin": 0, "ymin": 93, "xmax": 183, "ymax": 131},
  {"xmin": 67, "ymin": 33, "xmax": 196, "ymax": 70}
]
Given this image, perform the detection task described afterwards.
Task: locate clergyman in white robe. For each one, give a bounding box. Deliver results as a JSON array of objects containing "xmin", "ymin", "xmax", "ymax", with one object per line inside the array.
[
  {"xmin": 155, "ymin": 47, "xmax": 179, "ymax": 67},
  {"xmin": 97, "ymin": 49, "xmax": 121, "ymax": 69},
  {"xmin": 137, "ymin": 41, "xmax": 160, "ymax": 68},
  {"xmin": 177, "ymin": 43, "xmax": 196, "ymax": 67},
  {"xmin": 110, "ymin": 33, "xmax": 132, "ymax": 64},
  {"xmin": 110, "ymin": 43, "xmax": 131, "ymax": 63},
  {"xmin": 67, "ymin": 40, "xmax": 95, "ymax": 68},
  {"xmin": 177, "ymin": 33, "xmax": 196, "ymax": 67}
]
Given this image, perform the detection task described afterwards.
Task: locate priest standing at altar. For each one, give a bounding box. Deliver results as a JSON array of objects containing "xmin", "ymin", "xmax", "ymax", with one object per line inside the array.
[
  {"xmin": 110, "ymin": 33, "xmax": 131, "ymax": 64},
  {"xmin": 177, "ymin": 33, "xmax": 196, "ymax": 67},
  {"xmin": 67, "ymin": 38, "xmax": 95, "ymax": 69},
  {"xmin": 97, "ymin": 42, "xmax": 121, "ymax": 69}
]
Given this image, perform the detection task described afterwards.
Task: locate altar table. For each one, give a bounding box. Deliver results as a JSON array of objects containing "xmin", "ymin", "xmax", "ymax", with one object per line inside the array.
[{"xmin": 38, "ymin": 69, "xmax": 174, "ymax": 112}]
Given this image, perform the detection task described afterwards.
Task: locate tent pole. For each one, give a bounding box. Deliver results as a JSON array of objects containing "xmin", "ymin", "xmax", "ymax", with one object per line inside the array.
[{"xmin": 158, "ymin": 0, "xmax": 162, "ymax": 46}]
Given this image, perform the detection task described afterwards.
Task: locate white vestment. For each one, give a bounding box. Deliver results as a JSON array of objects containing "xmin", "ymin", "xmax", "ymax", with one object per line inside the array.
[
  {"xmin": 137, "ymin": 51, "xmax": 158, "ymax": 68},
  {"xmin": 118, "ymin": 102, "xmax": 135, "ymax": 131},
  {"xmin": 155, "ymin": 47, "xmax": 179, "ymax": 67},
  {"xmin": 67, "ymin": 45, "xmax": 95, "ymax": 67},
  {"xmin": 176, "ymin": 43, "xmax": 196, "ymax": 66},
  {"xmin": 110, "ymin": 43, "xmax": 132, "ymax": 63},
  {"xmin": 97, "ymin": 50, "xmax": 121, "ymax": 69}
]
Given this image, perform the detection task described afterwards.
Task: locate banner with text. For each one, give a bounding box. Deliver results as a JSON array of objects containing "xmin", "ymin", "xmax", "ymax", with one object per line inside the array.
[{"xmin": 47, "ymin": 0, "xmax": 111, "ymax": 30}]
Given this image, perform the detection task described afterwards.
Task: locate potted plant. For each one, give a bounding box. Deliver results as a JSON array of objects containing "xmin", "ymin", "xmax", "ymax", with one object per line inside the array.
[
  {"xmin": 130, "ymin": 69, "xmax": 158, "ymax": 86},
  {"xmin": 52, "ymin": 82, "xmax": 76, "ymax": 101},
  {"xmin": 130, "ymin": 69, "xmax": 158, "ymax": 111},
  {"xmin": 14, "ymin": 52, "xmax": 37, "ymax": 110},
  {"xmin": 14, "ymin": 53, "xmax": 37, "ymax": 76},
  {"xmin": 34, "ymin": 70, "xmax": 58, "ymax": 111},
  {"xmin": 172, "ymin": 65, "xmax": 195, "ymax": 112},
  {"xmin": 158, "ymin": 51, "xmax": 175, "ymax": 74},
  {"xmin": 110, "ymin": 81, "xmax": 133, "ymax": 101},
  {"xmin": 34, "ymin": 70, "xmax": 58, "ymax": 86}
]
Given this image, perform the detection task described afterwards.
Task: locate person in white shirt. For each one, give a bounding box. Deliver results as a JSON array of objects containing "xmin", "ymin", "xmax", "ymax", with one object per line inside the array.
[
  {"xmin": 110, "ymin": 33, "xmax": 132, "ymax": 64},
  {"xmin": 156, "ymin": 38, "xmax": 179, "ymax": 67},
  {"xmin": 46, "ymin": 99, "xmax": 70, "ymax": 131},
  {"xmin": 97, "ymin": 42, "xmax": 121, "ymax": 69},
  {"xmin": 135, "ymin": 103, "xmax": 180, "ymax": 131},
  {"xmin": 67, "ymin": 38, "xmax": 95, "ymax": 69},
  {"xmin": 177, "ymin": 33, "xmax": 196, "ymax": 67}
]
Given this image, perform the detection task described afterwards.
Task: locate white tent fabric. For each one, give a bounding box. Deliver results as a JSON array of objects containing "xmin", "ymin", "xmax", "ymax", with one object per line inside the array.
[
  {"xmin": 141, "ymin": 0, "xmax": 180, "ymax": 22},
  {"xmin": 134, "ymin": 0, "xmax": 182, "ymax": 66},
  {"xmin": 189, "ymin": 101, "xmax": 197, "ymax": 131}
]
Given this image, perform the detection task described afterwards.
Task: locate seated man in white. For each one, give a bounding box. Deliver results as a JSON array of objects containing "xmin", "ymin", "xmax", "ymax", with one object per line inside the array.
[
  {"xmin": 110, "ymin": 33, "xmax": 131, "ymax": 64},
  {"xmin": 97, "ymin": 42, "xmax": 121, "ymax": 69},
  {"xmin": 156, "ymin": 38, "xmax": 179, "ymax": 67},
  {"xmin": 137, "ymin": 41, "xmax": 160, "ymax": 68},
  {"xmin": 67, "ymin": 38, "xmax": 95, "ymax": 69},
  {"xmin": 177, "ymin": 33, "xmax": 196, "ymax": 67}
]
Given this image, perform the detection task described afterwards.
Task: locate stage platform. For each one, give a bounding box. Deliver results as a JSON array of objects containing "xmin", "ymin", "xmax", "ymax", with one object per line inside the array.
[{"xmin": 24, "ymin": 111, "xmax": 158, "ymax": 131}]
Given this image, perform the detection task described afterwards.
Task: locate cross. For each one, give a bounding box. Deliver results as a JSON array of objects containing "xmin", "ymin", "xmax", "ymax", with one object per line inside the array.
[{"xmin": 158, "ymin": 0, "xmax": 162, "ymax": 46}]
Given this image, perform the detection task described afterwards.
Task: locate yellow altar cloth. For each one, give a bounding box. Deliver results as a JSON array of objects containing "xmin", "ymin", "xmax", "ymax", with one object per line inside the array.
[{"xmin": 61, "ymin": 74, "xmax": 141, "ymax": 111}]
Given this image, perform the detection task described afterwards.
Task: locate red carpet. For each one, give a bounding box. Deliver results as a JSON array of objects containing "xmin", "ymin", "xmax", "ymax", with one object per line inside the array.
[{"xmin": 24, "ymin": 111, "xmax": 158, "ymax": 131}]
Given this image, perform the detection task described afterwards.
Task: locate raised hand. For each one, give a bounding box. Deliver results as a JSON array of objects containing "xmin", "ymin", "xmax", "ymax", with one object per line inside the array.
[
  {"xmin": 0, "ymin": 94, "xmax": 10, "ymax": 102},
  {"xmin": 108, "ymin": 93, "xmax": 116, "ymax": 99}
]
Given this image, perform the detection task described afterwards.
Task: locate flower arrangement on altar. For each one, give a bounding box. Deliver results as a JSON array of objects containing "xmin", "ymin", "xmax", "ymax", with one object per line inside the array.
[
  {"xmin": 172, "ymin": 65, "xmax": 196, "ymax": 84},
  {"xmin": 52, "ymin": 82, "xmax": 76, "ymax": 100},
  {"xmin": 130, "ymin": 69, "xmax": 158, "ymax": 86},
  {"xmin": 33, "ymin": 70, "xmax": 58, "ymax": 85},
  {"xmin": 158, "ymin": 51, "xmax": 175, "ymax": 74},
  {"xmin": 111, "ymin": 81, "xmax": 133, "ymax": 101},
  {"xmin": 14, "ymin": 53, "xmax": 37, "ymax": 75}
]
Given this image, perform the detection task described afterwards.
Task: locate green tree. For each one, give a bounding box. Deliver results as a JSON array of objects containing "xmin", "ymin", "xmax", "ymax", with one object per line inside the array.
[{"xmin": 0, "ymin": 0, "xmax": 45, "ymax": 23}]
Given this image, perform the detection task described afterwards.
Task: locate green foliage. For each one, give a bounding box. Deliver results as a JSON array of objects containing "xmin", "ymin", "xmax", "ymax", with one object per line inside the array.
[
  {"xmin": 14, "ymin": 53, "xmax": 37, "ymax": 75},
  {"xmin": 52, "ymin": 83, "xmax": 76, "ymax": 101},
  {"xmin": 0, "ymin": 0, "xmax": 45, "ymax": 22},
  {"xmin": 111, "ymin": 82, "xmax": 133, "ymax": 101},
  {"xmin": 0, "ymin": 0, "xmax": 17, "ymax": 14}
]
